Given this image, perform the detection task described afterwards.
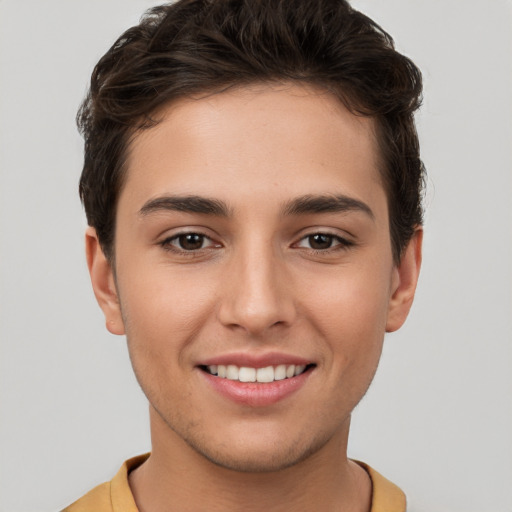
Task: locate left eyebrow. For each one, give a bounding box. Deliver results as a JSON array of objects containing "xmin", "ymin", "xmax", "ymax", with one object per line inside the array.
[
  {"xmin": 281, "ymin": 194, "xmax": 375, "ymax": 221},
  {"xmin": 139, "ymin": 195, "xmax": 231, "ymax": 217}
]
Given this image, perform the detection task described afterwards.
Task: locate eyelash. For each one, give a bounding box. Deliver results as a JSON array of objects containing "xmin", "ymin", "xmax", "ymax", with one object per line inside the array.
[
  {"xmin": 294, "ymin": 233, "xmax": 354, "ymax": 253},
  {"xmin": 159, "ymin": 232, "xmax": 218, "ymax": 255},
  {"xmin": 159, "ymin": 231, "xmax": 354, "ymax": 256}
]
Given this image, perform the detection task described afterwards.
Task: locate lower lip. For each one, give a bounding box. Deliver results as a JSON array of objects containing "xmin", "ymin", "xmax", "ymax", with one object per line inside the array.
[{"xmin": 200, "ymin": 368, "xmax": 313, "ymax": 407}]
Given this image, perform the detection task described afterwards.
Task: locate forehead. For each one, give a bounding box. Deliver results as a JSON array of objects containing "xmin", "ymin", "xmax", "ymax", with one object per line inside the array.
[{"xmin": 121, "ymin": 83, "xmax": 386, "ymax": 220}]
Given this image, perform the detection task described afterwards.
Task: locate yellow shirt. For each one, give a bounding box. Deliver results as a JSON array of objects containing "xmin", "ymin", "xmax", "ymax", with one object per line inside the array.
[{"xmin": 62, "ymin": 454, "xmax": 406, "ymax": 512}]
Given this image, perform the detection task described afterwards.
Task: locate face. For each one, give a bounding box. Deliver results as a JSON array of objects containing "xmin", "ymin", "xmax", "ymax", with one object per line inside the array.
[{"xmin": 88, "ymin": 83, "xmax": 421, "ymax": 472}]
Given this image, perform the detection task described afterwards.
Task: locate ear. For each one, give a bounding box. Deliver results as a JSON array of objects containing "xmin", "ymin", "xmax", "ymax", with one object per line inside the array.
[
  {"xmin": 386, "ymin": 228, "xmax": 423, "ymax": 333},
  {"xmin": 85, "ymin": 227, "xmax": 125, "ymax": 335}
]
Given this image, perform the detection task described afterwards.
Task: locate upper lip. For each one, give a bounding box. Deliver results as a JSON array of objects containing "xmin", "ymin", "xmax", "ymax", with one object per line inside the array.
[{"xmin": 198, "ymin": 352, "xmax": 314, "ymax": 368}]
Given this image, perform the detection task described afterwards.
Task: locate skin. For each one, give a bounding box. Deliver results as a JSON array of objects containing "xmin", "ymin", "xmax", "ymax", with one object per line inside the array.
[{"xmin": 87, "ymin": 83, "xmax": 422, "ymax": 511}]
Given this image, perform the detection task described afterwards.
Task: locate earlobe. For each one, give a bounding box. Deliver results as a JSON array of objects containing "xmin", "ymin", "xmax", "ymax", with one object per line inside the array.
[
  {"xmin": 386, "ymin": 228, "xmax": 423, "ymax": 333},
  {"xmin": 85, "ymin": 227, "xmax": 125, "ymax": 335}
]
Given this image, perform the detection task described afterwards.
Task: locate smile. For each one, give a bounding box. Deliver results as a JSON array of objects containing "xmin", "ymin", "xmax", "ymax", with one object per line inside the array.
[{"xmin": 203, "ymin": 364, "xmax": 310, "ymax": 383}]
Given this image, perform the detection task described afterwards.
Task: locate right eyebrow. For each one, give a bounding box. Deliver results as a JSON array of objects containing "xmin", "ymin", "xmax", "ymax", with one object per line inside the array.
[{"xmin": 139, "ymin": 195, "xmax": 231, "ymax": 217}]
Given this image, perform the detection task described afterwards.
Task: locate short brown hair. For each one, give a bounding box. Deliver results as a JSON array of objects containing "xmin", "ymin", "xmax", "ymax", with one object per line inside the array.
[{"xmin": 78, "ymin": 0, "xmax": 425, "ymax": 263}]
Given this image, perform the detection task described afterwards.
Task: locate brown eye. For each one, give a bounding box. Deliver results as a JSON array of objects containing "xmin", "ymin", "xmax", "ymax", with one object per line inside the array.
[
  {"xmin": 307, "ymin": 234, "xmax": 334, "ymax": 250},
  {"xmin": 295, "ymin": 232, "xmax": 352, "ymax": 252},
  {"xmin": 177, "ymin": 233, "xmax": 205, "ymax": 250},
  {"xmin": 161, "ymin": 231, "xmax": 221, "ymax": 253},
  {"xmin": 160, "ymin": 231, "xmax": 221, "ymax": 255}
]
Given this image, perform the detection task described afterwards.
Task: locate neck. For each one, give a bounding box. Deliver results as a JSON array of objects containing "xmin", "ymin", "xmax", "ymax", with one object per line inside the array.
[{"xmin": 129, "ymin": 408, "xmax": 371, "ymax": 512}]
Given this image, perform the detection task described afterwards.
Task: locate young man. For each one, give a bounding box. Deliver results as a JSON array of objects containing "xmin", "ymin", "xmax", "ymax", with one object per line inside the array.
[{"xmin": 64, "ymin": 0, "xmax": 424, "ymax": 510}]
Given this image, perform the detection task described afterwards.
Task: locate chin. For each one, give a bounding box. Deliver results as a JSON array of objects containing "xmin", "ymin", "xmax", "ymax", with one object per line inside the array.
[{"xmin": 182, "ymin": 429, "xmax": 332, "ymax": 474}]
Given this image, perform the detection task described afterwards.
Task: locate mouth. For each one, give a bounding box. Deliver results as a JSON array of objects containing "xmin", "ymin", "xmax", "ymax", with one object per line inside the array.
[
  {"xmin": 199, "ymin": 363, "xmax": 315, "ymax": 383},
  {"xmin": 198, "ymin": 358, "xmax": 316, "ymax": 406}
]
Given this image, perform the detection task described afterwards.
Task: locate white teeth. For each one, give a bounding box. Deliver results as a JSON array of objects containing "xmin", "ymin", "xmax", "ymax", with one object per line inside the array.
[
  {"xmin": 226, "ymin": 365, "xmax": 239, "ymax": 380},
  {"xmin": 206, "ymin": 363, "xmax": 309, "ymax": 382},
  {"xmin": 294, "ymin": 365, "xmax": 306, "ymax": 376},
  {"xmin": 239, "ymin": 367, "xmax": 256, "ymax": 382},
  {"xmin": 274, "ymin": 364, "xmax": 287, "ymax": 381},
  {"xmin": 256, "ymin": 366, "xmax": 274, "ymax": 383}
]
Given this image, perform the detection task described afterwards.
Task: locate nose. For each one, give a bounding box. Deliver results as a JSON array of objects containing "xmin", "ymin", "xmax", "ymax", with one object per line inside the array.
[{"xmin": 217, "ymin": 242, "xmax": 296, "ymax": 336}]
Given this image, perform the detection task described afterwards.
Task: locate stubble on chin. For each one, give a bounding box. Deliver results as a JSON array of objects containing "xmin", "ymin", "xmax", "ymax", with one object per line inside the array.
[{"xmin": 151, "ymin": 402, "xmax": 350, "ymax": 474}]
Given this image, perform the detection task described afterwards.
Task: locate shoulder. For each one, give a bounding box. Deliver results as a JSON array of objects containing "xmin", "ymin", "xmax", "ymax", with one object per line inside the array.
[
  {"xmin": 61, "ymin": 454, "xmax": 149, "ymax": 512},
  {"xmin": 354, "ymin": 460, "xmax": 407, "ymax": 512}
]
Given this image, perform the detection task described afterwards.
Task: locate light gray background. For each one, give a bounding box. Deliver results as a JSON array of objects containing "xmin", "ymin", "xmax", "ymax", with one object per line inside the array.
[{"xmin": 1, "ymin": 1, "xmax": 511, "ymax": 511}]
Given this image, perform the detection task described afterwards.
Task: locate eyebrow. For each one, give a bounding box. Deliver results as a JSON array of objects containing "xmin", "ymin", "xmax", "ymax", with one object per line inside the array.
[
  {"xmin": 139, "ymin": 195, "xmax": 231, "ymax": 217},
  {"xmin": 138, "ymin": 193, "xmax": 374, "ymax": 220},
  {"xmin": 282, "ymin": 194, "xmax": 375, "ymax": 220}
]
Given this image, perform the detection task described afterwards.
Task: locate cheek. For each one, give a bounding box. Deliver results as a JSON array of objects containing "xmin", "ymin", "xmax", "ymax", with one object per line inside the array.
[
  {"xmin": 116, "ymin": 263, "xmax": 218, "ymax": 363},
  {"xmin": 116, "ymin": 270, "xmax": 210, "ymax": 411},
  {"xmin": 301, "ymin": 264, "xmax": 392, "ymax": 361},
  {"xmin": 294, "ymin": 267, "xmax": 390, "ymax": 420},
  {"xmin": 306, "ymin": 264, "xmax": 391, "ymax": 322}
]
